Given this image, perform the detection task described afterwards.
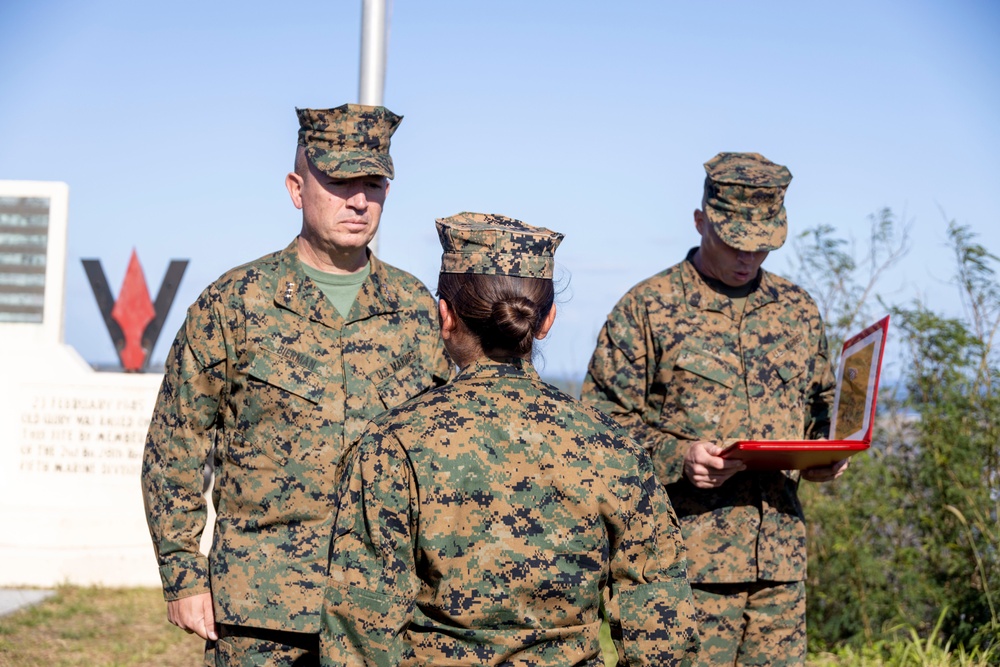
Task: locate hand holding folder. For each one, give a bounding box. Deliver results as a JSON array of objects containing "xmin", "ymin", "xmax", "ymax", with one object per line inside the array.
[{"xmin": 720, "ymin": 315, "xmax": 890, "ymax": 471}]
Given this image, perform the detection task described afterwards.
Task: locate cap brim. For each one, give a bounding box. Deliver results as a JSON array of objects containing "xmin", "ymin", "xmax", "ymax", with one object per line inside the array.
[
  {"xmin": 704, "ymin": 206, "xmax": 788, "ymax": 252},
  {"xmin": 306, "ymin": 147, "xmax": 395, "ymax": 180}
]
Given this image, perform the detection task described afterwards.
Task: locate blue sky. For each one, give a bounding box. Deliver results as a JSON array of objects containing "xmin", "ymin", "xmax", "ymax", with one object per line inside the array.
[{"xmin": 2, "ymin": 0, "xmax": 998, "ymax": 380}]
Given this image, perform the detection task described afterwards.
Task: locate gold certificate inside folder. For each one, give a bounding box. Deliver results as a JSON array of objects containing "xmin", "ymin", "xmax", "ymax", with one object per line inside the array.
[{"xmin": 720, "ymin": 315, "xmax": 890, "ymax": 470}]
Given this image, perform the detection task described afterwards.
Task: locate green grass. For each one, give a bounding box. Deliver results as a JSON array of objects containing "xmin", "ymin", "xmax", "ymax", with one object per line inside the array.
[{"xmin": 807, "ymin": 609, "xmax": 999, "ymax": 667}]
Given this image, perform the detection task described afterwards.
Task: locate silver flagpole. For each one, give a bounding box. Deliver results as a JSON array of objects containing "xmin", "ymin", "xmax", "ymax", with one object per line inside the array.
[{"xmin": 359, "ymin": 0, "xmax": 389, "ymax": 255}]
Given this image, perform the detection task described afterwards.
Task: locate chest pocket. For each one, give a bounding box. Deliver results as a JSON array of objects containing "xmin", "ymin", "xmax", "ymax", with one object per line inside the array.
[
  {"xmin": 749, "ymin": 336, "xmax": 814, "ymax": 440},
  {"xmin": 372, "ymin": 346, "xmax": 432, "ymax": 410},
  {"xmin": 227, "ymin": 345, "xmax": 327, "ymax": 467},
  {"xmin": 675, "ymin": 346, "xmax": 739, "ymax": 387},
  {"xmin": 762, "ymin": 337, "xmax": 808, "ymax": 390},
  {"xmin": 246, "ymin": 345, "xmax": 325, "ymax": 404},
  {"xmin": 660, "ymin": 345, "xmax": 740, "ymax": 439}
]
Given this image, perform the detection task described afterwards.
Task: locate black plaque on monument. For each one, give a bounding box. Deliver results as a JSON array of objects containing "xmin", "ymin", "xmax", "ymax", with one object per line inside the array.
[{"xmin": 0, "ymin": 196, "xmax": 50, "ymax": 324}]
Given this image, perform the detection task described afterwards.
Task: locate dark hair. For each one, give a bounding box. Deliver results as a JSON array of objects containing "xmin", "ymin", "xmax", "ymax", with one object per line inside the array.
[
  {"xmin": 437, "ymin": 273, "xmax": 554, "ymax": 356},
  {"xmin": 294, "ymin": 146, "xmax": 309, "ymax": 178}
]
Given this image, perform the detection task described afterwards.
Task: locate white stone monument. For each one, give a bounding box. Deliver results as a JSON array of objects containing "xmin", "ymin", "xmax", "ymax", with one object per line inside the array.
[{"xmin": 0, "ymin": 180, "xmax": 210, "ymax": 587}]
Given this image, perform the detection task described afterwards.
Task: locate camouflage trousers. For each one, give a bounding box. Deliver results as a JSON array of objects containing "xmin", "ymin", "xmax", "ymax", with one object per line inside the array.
[
  {"xmin": 690, "ymin": 580, "xmax": 805, "ymax": 667},
  {"xmin": 204, "ymin": 625, "xmax": 320, "ymax": 667}
]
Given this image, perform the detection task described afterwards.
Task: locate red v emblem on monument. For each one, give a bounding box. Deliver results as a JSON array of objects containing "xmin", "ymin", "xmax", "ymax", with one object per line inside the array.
[
  {"xmin": 82, "ymin": 251, "xmax": 188, "ymax": 371},
  {"xmin": 110, "ymin": 250, "xmax": 156, "ymax": 371}
]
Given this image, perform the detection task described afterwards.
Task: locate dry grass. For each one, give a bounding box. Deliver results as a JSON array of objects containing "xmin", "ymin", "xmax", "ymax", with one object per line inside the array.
[
  {"xmin": 2, "ymin": 586, "xmax": 994, "ymax": 667},
  {"xmin": 0, "ymin": 586, "xmax": 203, "ymax": 667}
]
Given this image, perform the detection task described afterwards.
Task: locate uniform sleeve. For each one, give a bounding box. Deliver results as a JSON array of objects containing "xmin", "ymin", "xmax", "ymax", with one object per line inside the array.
[
  {"xmin": 140, "ymin": 286, "xmax": 228, "ymax": 601},
  {"xmin": 321, "ymin": 428, "xmax": 420, "ymax": 667},
  {"xmin": 582, "ymin": 294, "xmax": 690, "ymax": 484},
  {"xmin": 604, "ymin": 451, "xmax": 700, "ymax": 666}
]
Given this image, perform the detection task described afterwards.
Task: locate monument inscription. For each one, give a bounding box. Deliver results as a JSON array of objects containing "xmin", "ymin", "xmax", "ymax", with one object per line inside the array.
[{"xmin": 16, "ymin": 385, "xmax": 154, "ymax": 477}]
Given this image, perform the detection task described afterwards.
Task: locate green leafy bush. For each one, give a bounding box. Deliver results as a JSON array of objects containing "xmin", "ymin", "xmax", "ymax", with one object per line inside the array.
[{"xmin": 799, "ymin": 217, "xmax": 1000, "ymax": 657}]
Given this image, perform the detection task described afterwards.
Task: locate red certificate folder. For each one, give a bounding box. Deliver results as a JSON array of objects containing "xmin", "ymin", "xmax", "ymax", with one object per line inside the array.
[{"xmin": 720, "ymin": 315, "xmax": 890, "ymax": 470}]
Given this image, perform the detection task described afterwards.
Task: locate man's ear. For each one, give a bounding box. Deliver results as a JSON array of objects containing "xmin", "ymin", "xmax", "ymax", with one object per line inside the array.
[
  {"xmin": 693, "ymin": 208, "xmax": 708, "ymax": 237},
  {"xmin": 438, "ymin": 299, "xmax": 457, "ymax": 340},
  {"xmin": 286, "ymin": 172, "xmax": 304, "ymax": 210},
  {"xmin": 535, "ymin": 303, "xmax": 557, "ymax": 340}
]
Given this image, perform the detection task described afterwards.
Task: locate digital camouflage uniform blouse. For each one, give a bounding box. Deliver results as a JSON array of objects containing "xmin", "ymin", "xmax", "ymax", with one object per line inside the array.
[
  {"xmin": 321, "ymin": 357, "xmax": 700, "ymax": 666},
  {"xmin": 141, "ymin": 239, "xmax": 452, "ymax": 633},
  {"xmin": 582, "ymin": 252, "xmax": 835, "ymax": 584}
]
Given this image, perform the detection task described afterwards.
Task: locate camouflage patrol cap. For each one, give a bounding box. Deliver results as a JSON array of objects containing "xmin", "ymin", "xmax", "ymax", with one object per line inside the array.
[
  {"xmin": 703, "ymin": 152, "xmax": 793, "ymax": 252},
  {"xmin": 296, "ymin": 103, "xmax": 402, "ymax": 180},
  {"xmin": 436, "ymin": 212, "xmax": 564, "ymax": 279}
]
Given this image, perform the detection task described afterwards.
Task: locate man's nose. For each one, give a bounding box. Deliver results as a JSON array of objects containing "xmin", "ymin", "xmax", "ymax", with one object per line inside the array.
[{"xmin": 345, "ymin": 185, "xmax": 368, "ymax": 206}]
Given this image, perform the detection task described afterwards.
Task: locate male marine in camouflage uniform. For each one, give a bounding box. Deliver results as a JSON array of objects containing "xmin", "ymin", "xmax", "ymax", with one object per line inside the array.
[
  {"xmin": 141, "ymin": 104, "xmax": 452, "ymax": 666},
  {"xmin": 320, "ymin": 213, "xmax": 700, "ymax": 666},
  {"xmin": 582, "ymin": 153, "xmax": 846, "ymax": 666}
]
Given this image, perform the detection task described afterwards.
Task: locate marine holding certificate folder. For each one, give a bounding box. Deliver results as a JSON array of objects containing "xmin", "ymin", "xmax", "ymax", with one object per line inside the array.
[{"xmin": 582, "ymin": 152, "xmax": 846, "ymax": 666}]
